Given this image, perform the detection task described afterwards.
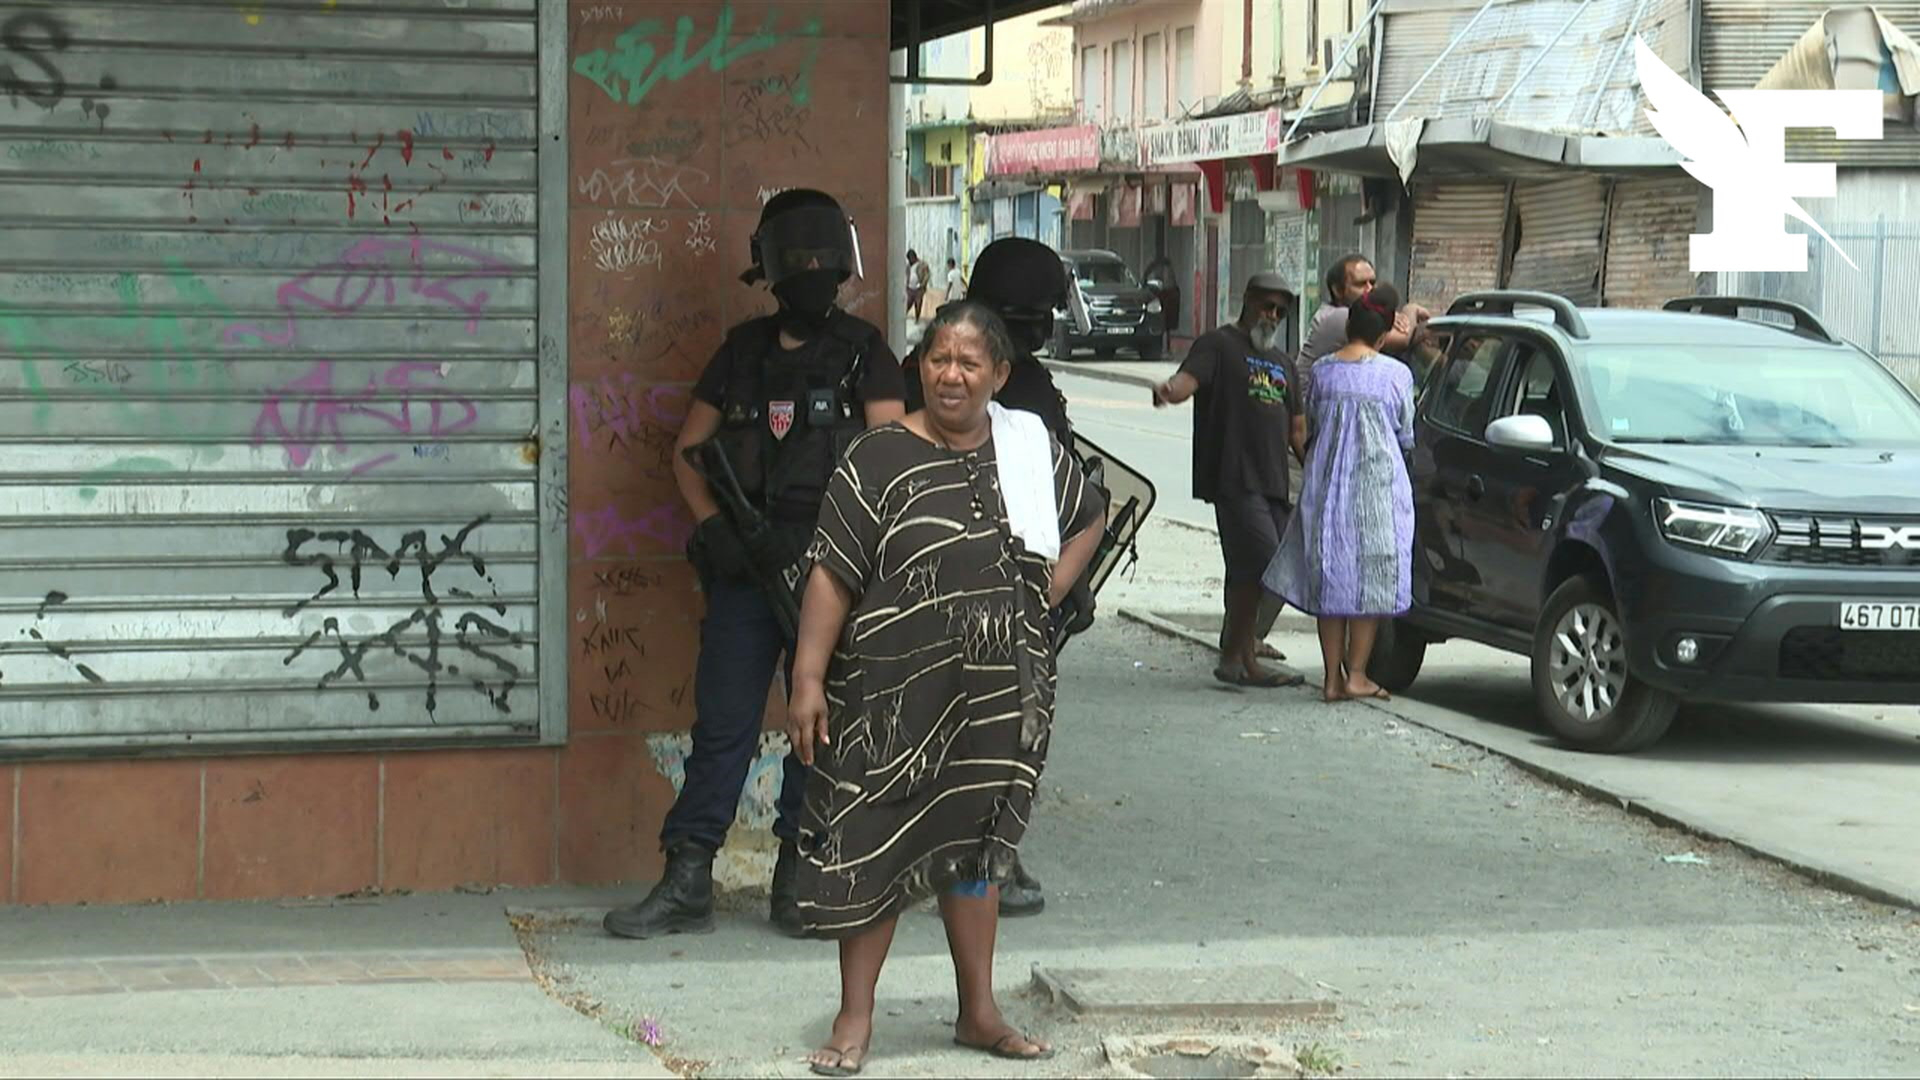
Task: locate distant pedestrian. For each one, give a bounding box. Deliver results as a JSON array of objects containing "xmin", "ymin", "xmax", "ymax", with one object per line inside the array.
[
  {"xmin": 1151, "ymin": 272, "xmax": 1306, "ymax": 689},
  {"xmin": 944, "ymin": 257, "xmax": 966, "ymax": 302},
  {"xmin": 905, "ymin": 250, "xmax": 931, "ymax": 319},
  {"xmin": 1263, "ymin": 283, "xmax": 1416, "ymax": 703}
]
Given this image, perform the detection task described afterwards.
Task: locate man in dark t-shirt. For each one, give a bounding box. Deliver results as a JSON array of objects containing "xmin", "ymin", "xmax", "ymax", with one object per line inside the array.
[{"xmin": 1153, "ymin": 272, "xmax": 1306, "ymax": 688}]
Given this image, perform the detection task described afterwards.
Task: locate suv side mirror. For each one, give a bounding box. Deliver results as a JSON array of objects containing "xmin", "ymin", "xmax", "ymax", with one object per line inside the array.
[{"xmin": 1486, "ymin": 414, "xmax": 1557, "ymax": 452}]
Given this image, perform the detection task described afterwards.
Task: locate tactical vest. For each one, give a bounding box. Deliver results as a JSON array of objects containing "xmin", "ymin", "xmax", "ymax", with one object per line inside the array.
[{"xmin": 715, "ymin": 311, "xmax": 875, "ymax": 526}]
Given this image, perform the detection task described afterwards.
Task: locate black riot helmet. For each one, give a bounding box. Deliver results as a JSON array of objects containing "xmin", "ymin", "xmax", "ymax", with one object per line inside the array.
[
  {"xmin": 740, "ymin": 188, "xmax": 863, "ymax": 287},
  {"xmin": 964, "ymin": 237, "xmax": 1068, "ymax": 354}
]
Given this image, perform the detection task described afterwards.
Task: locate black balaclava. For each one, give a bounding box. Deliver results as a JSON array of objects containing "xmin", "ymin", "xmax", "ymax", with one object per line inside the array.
[
  {"xmin": 773, "ymin": 270, "xmax": 841, "ymax": 337},
  {"xmin": 1002, "ymin": 315, "xmax": 1052, "ymax": 357}
]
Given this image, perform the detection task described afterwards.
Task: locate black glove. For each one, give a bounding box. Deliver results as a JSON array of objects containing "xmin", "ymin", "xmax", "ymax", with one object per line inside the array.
[
  {"xmin": 1062, "ymin": 577, "xmax": 1096, "ymax": 636},
  {"xmin": 742, "ymin": 524, "xmax": 794, "ymax": 576},
  {"xmin": 688, "ymin": 515, "xmax": 750, "ymax": 582}
]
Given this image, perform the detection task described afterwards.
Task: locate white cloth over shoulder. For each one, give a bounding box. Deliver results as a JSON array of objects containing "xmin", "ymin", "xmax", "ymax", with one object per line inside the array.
[{"xmin": 988, "ymin": 401, "xmax": 1061, "ymax": 561}]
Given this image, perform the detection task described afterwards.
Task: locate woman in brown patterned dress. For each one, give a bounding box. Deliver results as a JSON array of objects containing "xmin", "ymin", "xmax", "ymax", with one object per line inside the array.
[{"xmin": 786, "ymin": 302, "xmax": 1105, "ymax": 1076}]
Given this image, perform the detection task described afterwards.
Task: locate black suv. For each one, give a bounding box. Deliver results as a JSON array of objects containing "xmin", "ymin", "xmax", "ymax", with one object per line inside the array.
[
  {"xmin": 1051, "ymin": 249, "xmax": 1166, "ymax": 361},
  {"xmin": 1370, "ymin": 291, "xmax": 1920, "ymax": 753}
]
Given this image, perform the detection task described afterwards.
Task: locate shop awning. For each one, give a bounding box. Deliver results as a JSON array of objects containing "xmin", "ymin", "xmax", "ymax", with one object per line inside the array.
[
  {"xmin": 892, "ymin": 0, "xmax": 1068, "ymax": 51},
  {"xmin": 1278, "ymin": 116, "xmax": 1682, "ymax": 180}
]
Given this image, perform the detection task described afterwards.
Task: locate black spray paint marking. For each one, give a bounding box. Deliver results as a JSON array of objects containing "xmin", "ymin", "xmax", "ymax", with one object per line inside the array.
[
  {"xmin": 280, "ymin": 515, "xmax": 497, "ymax": 617},
  {"xmin": 0, "ymin": 12, "xmax": 69, "ymax": 109},
  {"xmin": 5, "ymin": 589, "xmax": 105, "ymax": 684},
  {"xmin": 279, "ymin": 516, "xmax": 518, "ymax": 717}
]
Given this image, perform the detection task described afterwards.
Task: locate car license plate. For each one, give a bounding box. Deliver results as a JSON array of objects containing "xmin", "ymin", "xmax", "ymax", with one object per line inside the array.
[{"xmin": 1839, "ymin": 602, "xmax": 1920, "ymax": 631}]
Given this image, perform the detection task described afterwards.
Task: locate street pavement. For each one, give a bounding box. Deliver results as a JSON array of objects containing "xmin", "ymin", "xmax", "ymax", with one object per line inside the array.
[
  {"xmin": 1051, "ymin": 361, "xmax": 1920, "ymax": 912},
  {"xmin": 511, "ymin": 610, "xmax": 1920, "ymax": 1077}
]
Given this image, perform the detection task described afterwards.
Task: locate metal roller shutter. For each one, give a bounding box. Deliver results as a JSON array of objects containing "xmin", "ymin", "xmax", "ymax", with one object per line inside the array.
[
  {"xmin": 1408, "ymin": 182, "xmax": 1509, "ymax": 314},
  {"xmin": 0, "ymin": 1, "xmax": 567, "ymax": 754},
  {"xmin": 1507, "ymin": 176, "xmax": 1609, "ymax": 305},
  {"xmin": 1703, "ymin": 0, "xmax": 1920, "ymax": 166},
  {"xmin": 1702, "ymin": 1, "xmax": 1920, "ymax": 89},
  {"xmin": 1602, "ymin": 175, "xmax": 1701, "ymax": 309}
]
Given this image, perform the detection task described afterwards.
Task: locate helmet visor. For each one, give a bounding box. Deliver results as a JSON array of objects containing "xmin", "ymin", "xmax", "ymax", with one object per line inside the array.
[{"xmin": 757, "ymin": 206, "xmax": 859, "ymax": 285}]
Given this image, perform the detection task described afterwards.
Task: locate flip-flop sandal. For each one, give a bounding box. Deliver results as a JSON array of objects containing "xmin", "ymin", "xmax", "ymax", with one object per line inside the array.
[
  {"xmin": 809, "ymin": 1045, "xmax": 868, "ymax": 1077},
  {"xmin": 954, "ymin": 1033, "xmax": 1056, "ymax": 1061},
  {"xmin": 1214, "ymin": 667, "xmax": 1305, "ymax": 689}
]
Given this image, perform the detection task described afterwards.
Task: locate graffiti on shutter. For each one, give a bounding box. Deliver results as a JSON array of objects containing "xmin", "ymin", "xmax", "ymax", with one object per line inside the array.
[{"xmin": 0, "ymin": 2, "xmax": 556, "ymax": 752}]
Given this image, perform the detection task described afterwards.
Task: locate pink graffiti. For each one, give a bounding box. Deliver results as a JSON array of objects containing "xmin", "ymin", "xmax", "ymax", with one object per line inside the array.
[
  {"xmin": 223, "ymin": 235, "xmax": 514, "ymax": 347},
  {"xmin": 572, "ymin": 502, "xmax": 694, "ymax": 558},
  {"xmin": 568, "ymin": 373, "xmax": 690, "ymax": 453},
  {"xmin": 252, "ymin": 359, "xmax": 480, "ymax": 475}
]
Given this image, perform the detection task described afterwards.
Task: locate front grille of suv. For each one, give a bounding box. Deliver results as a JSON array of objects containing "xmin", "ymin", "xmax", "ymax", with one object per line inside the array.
[
  {"xmin": 1764, "ymin": 514, "xmax": 1920, "ymax": 568},
  {"xmin": 1779, "ymin": 627, "xmax": 1920, "ymax": 681},
  {"xmin": 1090, "ymin": 300, "xmax": 1144, "ymax": 328}
]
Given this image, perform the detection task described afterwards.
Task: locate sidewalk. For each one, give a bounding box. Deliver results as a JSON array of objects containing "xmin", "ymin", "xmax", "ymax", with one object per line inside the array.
[
  {"xmin": 0, "ymin": 889, "xmax": 672, "ymax": 1078},
  {"xmin": 1039, "ymin": 353, "xmax": 1174, "ymax": 391}
]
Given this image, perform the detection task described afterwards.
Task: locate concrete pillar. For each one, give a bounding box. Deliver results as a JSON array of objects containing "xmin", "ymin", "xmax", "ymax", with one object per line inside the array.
[{"xmin": 563, "ymin": 0, "xmax": 893, "ymax": 889}]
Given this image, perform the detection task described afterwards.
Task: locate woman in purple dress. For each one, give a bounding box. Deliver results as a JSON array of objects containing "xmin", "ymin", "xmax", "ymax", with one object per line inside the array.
[{"xmin": 1262, "ymin": 284, "xmax": 1416, "ymax": 702}]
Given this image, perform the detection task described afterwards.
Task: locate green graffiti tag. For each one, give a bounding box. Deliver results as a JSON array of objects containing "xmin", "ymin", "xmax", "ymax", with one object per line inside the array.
[
  {"xmin": 572, "ymin": 3, "xmax": 822, "ymax": 108},
  {"xmin": 1, "ymin": 260, "xmax": 239, "ymax": 490}
]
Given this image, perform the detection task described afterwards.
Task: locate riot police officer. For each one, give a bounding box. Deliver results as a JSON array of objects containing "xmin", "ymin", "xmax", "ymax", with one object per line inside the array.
[
  {"xmin": 604, "ymin": 189, "xmax": 905, "ymax": 940},
  {"xmin": 902, "ymin": 236, "xmax": 1078, "ymax": 919}
]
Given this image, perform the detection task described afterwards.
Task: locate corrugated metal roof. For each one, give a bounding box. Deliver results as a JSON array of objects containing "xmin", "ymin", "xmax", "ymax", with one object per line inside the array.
[
  {"xmin": 1379, "ymin": 0, "xmax": 1693, "ymax": 136},
  {"xmin": 1703, "ymin": 1, "xmax": 1920, "ymax": 168},
  {"xmin": 1703, "ymin": 1, "xmax": 1920, "ymax": 87}
]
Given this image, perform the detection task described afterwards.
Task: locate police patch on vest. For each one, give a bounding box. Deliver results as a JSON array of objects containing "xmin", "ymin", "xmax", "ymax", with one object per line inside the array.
[{"xmin": 769, "ymin": 400, "xmax": 796, "ymax": 440}]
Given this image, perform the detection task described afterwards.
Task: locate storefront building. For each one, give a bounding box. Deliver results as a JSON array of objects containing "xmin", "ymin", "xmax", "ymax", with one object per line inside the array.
[{"xmin": 0, "ymin": 0, "xmax": 908, "ymax": 906}]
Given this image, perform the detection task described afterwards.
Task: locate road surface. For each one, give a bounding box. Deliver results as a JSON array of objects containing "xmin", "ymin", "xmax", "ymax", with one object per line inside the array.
[{"xmin": 1055, "ymin": 366, "xmax": 1920, "ymax": 910}]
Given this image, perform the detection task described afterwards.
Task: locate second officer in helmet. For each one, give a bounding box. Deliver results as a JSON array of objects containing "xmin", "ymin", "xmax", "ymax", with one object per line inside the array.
[
  {"xmin": 605, "ymin": 189, "xmax": 905, "ymax": 941},
  {"xmin": 902, "ymin": 236, "xmax": 1084, "ymax": 920}
]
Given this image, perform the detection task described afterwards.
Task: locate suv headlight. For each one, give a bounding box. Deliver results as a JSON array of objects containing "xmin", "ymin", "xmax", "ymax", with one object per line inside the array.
[
  {"xmin": 1146, "ymin": 298, "xmax": 1163, "ymax": 314},
  {"xmin": 1656, "ymin": 499, "xmax": 1773, "ymax": 556}
]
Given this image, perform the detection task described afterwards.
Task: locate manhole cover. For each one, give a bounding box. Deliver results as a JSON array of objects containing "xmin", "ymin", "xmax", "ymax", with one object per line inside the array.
[{"xmin": 1033, "ymin": 964, "xmax": 1336, "ymax": 1020}]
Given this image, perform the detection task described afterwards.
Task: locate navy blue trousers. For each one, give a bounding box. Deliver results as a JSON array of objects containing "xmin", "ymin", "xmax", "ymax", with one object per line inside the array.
[{"xmin": 659, "ymin": 580, "xmax": 807, "ymax": 853}]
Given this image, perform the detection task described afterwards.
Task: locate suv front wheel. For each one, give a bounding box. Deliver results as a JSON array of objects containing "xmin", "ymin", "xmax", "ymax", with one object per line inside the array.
[{"xmin": 1531, "ymin": 576, "xmax": 1677, "ymax": 753}]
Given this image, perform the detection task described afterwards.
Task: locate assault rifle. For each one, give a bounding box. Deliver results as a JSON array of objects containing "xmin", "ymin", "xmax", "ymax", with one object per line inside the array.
[{"xmin": 682, "ymin": 438, "xmax": 803, "ymax": 645}]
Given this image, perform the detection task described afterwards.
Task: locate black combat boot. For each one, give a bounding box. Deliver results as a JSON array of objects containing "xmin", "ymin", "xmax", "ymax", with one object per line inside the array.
[
  {"xmin": 999, "ymin": 855, "xmax": 1045, "ymax": 918},
  {"xmin": 769, "ymin": 836, "xmax": 805, "ymax": 938},
  {"xmin": 603, "ymin": 841, "xmax": 715, "ymax": 939}
]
